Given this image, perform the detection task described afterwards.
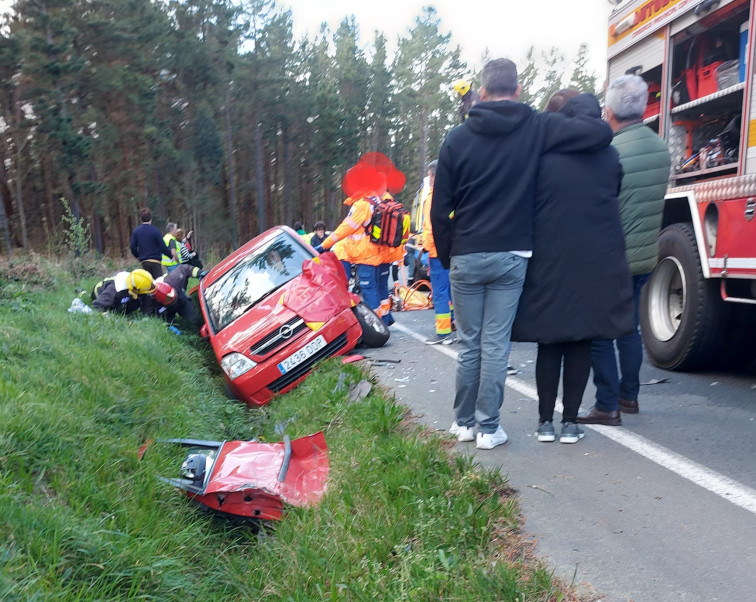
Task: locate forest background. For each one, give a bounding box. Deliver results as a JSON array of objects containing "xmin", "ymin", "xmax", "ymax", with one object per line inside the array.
[{"xmin": 0, "ymin": 0, "xmax": 600, "ymax": 259}]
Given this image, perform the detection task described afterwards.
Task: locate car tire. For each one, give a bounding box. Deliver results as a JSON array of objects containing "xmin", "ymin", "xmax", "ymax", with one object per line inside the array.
[
  {"xmin": 640, "ymin": 223, "xmax": 729, "ymax": 371},
  {"xmin": 352, "ymin": 302, "xmax": 390, "ymax": 348}
]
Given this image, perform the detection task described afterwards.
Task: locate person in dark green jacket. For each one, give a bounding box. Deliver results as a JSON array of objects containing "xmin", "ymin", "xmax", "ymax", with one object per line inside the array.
[{"xmin": 579, "ymin": 75, "xmax": 671, "ymax": 426}]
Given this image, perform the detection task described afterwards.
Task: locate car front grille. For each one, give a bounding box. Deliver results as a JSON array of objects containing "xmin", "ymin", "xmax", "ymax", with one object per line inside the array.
[
  {"xmin": 268, "ymin": 333, "xmax": 348, "ymax": 393},
  {"xmin": 250, "ymin": 318, "xmax": 308, "ymax": 358}
]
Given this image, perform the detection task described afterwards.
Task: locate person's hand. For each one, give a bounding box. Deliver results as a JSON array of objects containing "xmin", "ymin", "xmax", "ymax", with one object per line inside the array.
[
  {"xmin": 314, "ymin": 245, "xmax": 325, "ymax": 253},
  {"xmin": 187, "ymin": 230, "xmax": 193, "ymax": 239}
]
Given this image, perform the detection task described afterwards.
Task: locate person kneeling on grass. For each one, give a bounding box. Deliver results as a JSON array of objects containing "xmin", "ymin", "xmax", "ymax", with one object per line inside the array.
[
  {"xmin": 152, "ymin": 264, "xmax": 207, "ymax": 331},
  {"xmin": 91, "ymin": 269, "xmax": 156, "ymax": 315}
]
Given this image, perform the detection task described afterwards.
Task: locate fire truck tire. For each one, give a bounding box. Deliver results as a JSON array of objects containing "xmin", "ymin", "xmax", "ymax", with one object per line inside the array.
[
  {"xmin": 353, "ymin": 302, "xmax": 390, "ymax": 348},
  {"xmin": 718, "ymin": 304, "xmax": 756, "ymax": 369},
  {"xmin": 640, "ymin": 223, "xmax": 729, "ymax": 371}
]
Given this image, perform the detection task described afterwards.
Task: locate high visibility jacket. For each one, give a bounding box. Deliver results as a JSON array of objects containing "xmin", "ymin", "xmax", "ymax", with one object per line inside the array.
[
  {"xmin": 420, "ymin": 185, "xmax": 437, "ymax": 258},
  {"xmin": 412, "ymin": 177, "xmax": 431, "ymax": 234},
  {"xmin": 162, "ymin": 233, "xmax": 179, "ymax": 267},
  {"xmin": 332, "ymin": 238, "xmax": 349, "ymax": 263},
  {"xmin": 321, "ymin": 196, "xmax": 383, "ymax": 266}
]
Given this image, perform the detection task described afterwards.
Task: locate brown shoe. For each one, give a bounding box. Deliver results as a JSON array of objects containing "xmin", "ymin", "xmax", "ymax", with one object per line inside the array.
[
  {"xmin": 576, "ymin": 406, "xmax": 621, "ymax": 426},
  {"xmin": 619, "ymin": 398, "xmax": 639, "ymax": 414}
]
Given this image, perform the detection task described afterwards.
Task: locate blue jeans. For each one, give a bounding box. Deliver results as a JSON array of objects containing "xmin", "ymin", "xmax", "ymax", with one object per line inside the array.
[
  {"xmin": 591, "ymin": 273, "xmax": 650, "ymax": 412},
  {"xmin": 356, "ymin": 264, "xmax": 380, "ymax": 312},
  {"xmin": 450, "ymin": 252, "xmax": 528, "ymax": 434}
]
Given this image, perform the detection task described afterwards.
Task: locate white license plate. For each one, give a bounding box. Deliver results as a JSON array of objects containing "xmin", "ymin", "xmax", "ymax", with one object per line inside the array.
[{"xmin": 278, "ymin": 335, "xmax": 327, "ymax": 374}]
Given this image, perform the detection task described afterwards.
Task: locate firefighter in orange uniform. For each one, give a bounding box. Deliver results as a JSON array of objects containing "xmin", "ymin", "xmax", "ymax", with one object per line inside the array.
[
  {"xmin": 314, "ymin": 163, "xmax": 386, "ymax": 314},
  {"xmin": 420, "ymin": 160, "xmax": 454, "ymax": 344}
]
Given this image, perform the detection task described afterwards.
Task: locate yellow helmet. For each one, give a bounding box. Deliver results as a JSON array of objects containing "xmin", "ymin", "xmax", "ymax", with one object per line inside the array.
[
  {"xmin": 452, "ymin": 79, "xmax": 471, "ymax": 97},
  {"xmin": 127, "ymin": 269, "xmax": 156, "ymax": 298}
]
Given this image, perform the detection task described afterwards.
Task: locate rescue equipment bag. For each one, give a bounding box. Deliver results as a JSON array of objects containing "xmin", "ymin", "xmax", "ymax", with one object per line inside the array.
[{"xmin": 366, "ymin": 197, "xmax": 411, "ymax": 247}]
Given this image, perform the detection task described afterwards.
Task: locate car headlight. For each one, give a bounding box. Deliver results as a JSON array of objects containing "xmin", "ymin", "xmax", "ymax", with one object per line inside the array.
[{"xmin": 220, "ymin": 353, "xmax": 257, "ymax": 380}]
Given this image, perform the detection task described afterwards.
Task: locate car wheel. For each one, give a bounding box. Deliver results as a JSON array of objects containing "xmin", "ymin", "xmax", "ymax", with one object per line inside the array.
[
  {"xmin": 352, "ymin": 302, "xmax": 390, "ymax": 348},
  {"xmin": 640, "ymin": 223, "xmax": 728, "ymax": 370}
]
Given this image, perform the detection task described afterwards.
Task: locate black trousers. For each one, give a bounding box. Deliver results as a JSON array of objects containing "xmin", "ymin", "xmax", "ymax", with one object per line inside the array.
[{"xmin": 536, "ymin": 340, "xmax": 592, "ymax": 423}]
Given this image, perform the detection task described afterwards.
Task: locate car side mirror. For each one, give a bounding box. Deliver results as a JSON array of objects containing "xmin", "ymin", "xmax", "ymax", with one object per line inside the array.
[{"xmin": 199, "ymin": 324, "xmax": 209, "ymax": 339}]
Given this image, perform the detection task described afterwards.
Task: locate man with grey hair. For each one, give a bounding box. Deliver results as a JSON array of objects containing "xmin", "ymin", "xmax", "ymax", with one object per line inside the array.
[
  {"xmin": 161, "ymin": 222, "xmax": 180, "ymax": 273},
  {"xmin": 579, "ymin": 74, "xmax": 671, "ymax": 426},
  {"xmin": 432, "ymin": 58, "xmax": 613, "ymax": 449}
]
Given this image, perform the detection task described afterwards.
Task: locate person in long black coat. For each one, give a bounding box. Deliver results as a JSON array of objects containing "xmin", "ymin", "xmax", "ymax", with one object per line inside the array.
[{"xmin": 511, "ymin": 90, "xmax": 634, "ymax": 443}]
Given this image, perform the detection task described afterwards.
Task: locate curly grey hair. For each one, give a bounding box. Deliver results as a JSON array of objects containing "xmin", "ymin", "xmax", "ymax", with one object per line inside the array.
[{"xmin": 605, "ymin": 75, "xmax": 648, "ymax": 122}]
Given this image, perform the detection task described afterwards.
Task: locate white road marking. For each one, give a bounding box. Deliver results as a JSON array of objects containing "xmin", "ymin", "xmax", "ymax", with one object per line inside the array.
[{"xmin": 393, "ymin": 322, "xmax": 756, "ymax": 516}]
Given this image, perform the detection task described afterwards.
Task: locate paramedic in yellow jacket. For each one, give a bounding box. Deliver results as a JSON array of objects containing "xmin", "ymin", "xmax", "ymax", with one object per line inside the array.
[
  {"xmin": 420, "ymin": 160, "xmax": 455, "ymax": 344},
  {"xmin": 314, "ymin": 163, "xmax": 386, "ymax": 315}
]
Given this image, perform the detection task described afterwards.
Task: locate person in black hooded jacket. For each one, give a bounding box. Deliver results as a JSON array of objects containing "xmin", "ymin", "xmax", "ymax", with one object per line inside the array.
[
  {"xmin": 431, "ymin": 59, "xmax": 613, "ymax": 451},
  {"xmin": 510, "ymin": 89, "xmax": 635, "ymax": 445}
]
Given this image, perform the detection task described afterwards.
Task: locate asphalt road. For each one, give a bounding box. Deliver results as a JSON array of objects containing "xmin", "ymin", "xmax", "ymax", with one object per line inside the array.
[{"xmin": 364, "ymin": 309, "xmax": 756, "ymax": 602}]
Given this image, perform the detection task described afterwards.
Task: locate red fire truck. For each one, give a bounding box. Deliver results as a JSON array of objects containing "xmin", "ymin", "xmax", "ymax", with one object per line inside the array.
[{"xmin": 608, "ymin": 0, "xmax": 756, "ymax": 370}]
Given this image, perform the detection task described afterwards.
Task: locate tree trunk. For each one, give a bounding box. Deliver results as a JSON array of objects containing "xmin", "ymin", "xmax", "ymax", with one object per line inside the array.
[
  {"xmin": 254, "ymin": 109, "xmax": 266, "ymax": 235},
  {"xmin": 13, "ymin": 100, "xmax": 28, "ymax": 250},
  {"xmin": 224, "ymin": 86, "xmax": 239, "ymax": 249},
  {"xmin": 0, "ymin": 186, "xmax": 12, "ymax": 257},
  {"xmin": 282, "ymin": 123, "xmax": 292, "ymax": 226},
  {"xmin": 418, "ymin": 106, "xmax": 429, "ymax": 188}
]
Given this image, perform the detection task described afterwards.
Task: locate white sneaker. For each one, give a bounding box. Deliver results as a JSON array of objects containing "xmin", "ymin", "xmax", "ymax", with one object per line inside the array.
[
  {"xmin": 476, "ymin": 426, "xmax": 508, "ymax": 450},
  {"xmin": 449, "ymin": 421, "xmax": 475, "ymax": 442}
]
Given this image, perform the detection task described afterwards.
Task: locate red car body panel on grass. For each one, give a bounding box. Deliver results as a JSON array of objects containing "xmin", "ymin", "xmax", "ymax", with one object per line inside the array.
[
  {"xmin": 198, "ymin": 227, "xmax": 363, "ymax": 407},
  {"xmin": 157, "ymin": 431, "xmax": 329, "ymax": 521}
]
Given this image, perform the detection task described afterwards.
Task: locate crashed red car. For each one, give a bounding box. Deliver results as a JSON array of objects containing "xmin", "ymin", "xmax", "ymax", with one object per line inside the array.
[
  {"xmin": 157, "ymin": 432, "xmax": 329, "ymax": 521},
  {"xmin": 197, "ymin": 226, "xmax": 388, "ymax": 406}
]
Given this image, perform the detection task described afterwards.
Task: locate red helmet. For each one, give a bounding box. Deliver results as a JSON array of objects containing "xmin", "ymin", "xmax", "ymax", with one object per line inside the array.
[{"xmin": 153, "ymin": 281, "xmax": 177, "ymax": 306}]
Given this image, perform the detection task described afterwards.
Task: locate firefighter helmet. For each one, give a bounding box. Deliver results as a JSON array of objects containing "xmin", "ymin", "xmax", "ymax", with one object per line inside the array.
[
  {"xmin": 452, "ymin": 79, "xmax": 471, "ymax": 97},
  {"xmin": 152, "ymin": 281, "xmax": 177, "ymax": 306},
  {"xmin": 127, "ymin": 269, "xmax": 156, "ymax": 298}
]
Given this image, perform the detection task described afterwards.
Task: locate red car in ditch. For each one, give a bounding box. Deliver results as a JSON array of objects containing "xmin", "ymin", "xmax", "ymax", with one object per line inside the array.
[{"xmin": 197, "ymin": 226, "xmax": 388, "ymax": 407}]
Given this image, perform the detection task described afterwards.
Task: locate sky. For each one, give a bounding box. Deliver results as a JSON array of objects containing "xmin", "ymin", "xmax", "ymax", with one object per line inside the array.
[
  {"xmin": 279, "ymin": 0, "xmax": 617, "ymax": 80},
  {"xmin": 0, "ymin": 0, "xmax": 616, "ymax": 79}
]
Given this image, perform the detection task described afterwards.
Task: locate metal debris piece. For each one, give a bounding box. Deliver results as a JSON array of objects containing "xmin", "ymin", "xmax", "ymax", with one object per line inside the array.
[
  {"xmin": 348, "ymin": 379, "xmax": 372, "ymax": 403},
  {"xmin": 641, "ymin": 378, "xmax": 671, "ymax": 386}
]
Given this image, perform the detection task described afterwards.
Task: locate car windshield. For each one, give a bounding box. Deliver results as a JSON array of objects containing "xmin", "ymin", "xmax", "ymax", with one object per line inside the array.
[{"xmin": 203, "ymin": 233, "xmax": 312, "ymax": 332}]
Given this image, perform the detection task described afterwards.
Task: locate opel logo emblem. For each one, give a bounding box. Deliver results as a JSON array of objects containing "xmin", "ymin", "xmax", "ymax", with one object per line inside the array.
[{"xmin": 279, "ymin": 324, "xmax": 294, "ymax": 339}]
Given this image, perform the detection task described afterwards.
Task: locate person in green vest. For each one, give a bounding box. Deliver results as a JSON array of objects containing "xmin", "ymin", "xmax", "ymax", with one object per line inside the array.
[{"xmin": 161, "ymin": 222, "xmax": 180, "ymax": 273}]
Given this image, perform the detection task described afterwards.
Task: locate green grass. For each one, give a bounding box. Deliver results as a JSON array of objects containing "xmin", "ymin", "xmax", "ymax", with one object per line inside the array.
[{"xmin": 0, "ymin": 256, "xmax": 571, "ymax": 601}]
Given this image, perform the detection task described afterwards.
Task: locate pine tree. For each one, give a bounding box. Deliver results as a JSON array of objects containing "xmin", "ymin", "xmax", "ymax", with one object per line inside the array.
[{"xmin": 393, "ymin": 6, "xmax": 463, "ymax": 189}]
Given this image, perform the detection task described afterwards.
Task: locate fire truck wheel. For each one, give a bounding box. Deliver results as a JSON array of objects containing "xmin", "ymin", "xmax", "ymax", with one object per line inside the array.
[
  {"xmin": 353, "ymin": 302, "xmax": 390, "ymax": 348},
  {"xmin": 717, "ymin": 304, "xmax": 756, "ymax": 369},
  {"xmin": 640, "ymin": 223, "xmax": 728, "ymax": 371}
]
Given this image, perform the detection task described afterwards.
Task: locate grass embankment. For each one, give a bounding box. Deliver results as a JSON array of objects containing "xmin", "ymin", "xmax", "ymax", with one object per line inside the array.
[{"xmin": 0, "ymin": 256, "xmax": 572, "ymax": 600}]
